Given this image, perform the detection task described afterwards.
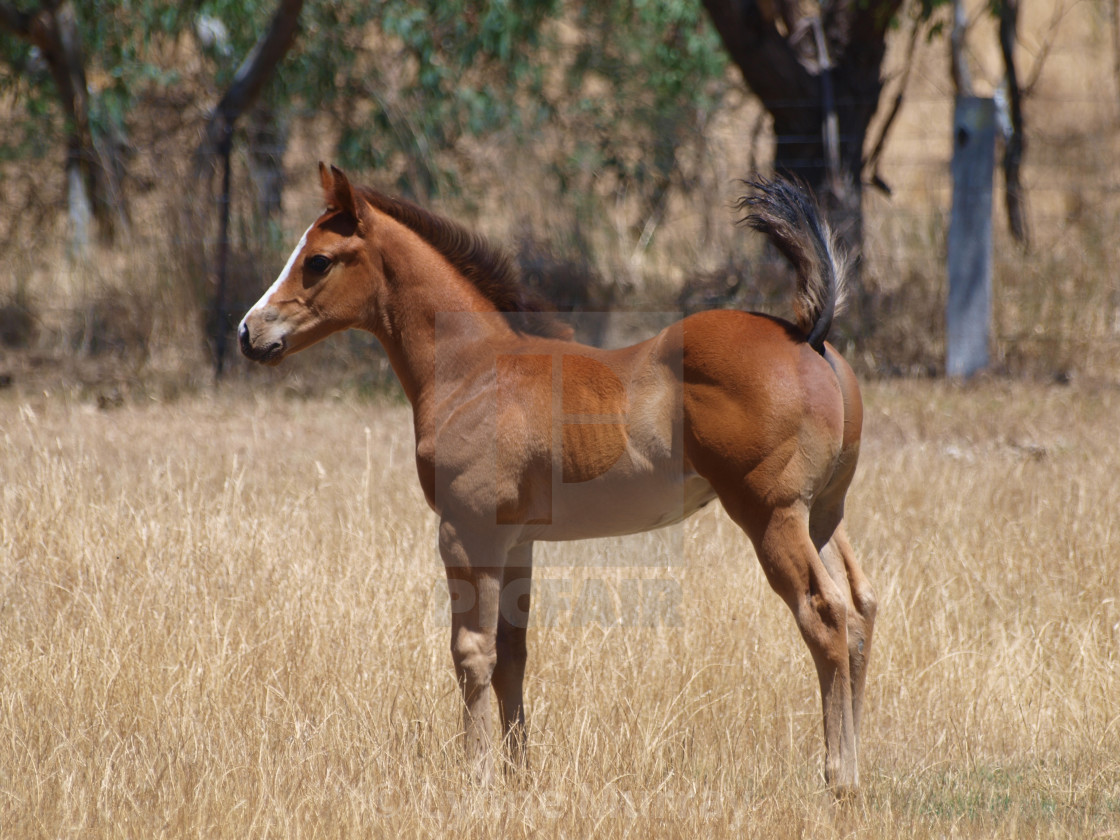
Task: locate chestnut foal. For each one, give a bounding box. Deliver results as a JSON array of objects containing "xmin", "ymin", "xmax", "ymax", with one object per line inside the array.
[{"xmin": 239, "ymin": 164, "xmax": 875, "ymax": 792}]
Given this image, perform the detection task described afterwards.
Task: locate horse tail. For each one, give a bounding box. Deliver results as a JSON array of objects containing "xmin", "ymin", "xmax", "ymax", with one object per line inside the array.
[{"xmin": 736, "ymin": 177, "xmax": 850, "ymax": 354}]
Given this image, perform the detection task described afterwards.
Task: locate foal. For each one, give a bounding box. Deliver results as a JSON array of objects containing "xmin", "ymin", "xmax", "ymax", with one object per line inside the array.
[{"xmin": 239, "ymin": 164, "xmax": 876, "ymax": 792}]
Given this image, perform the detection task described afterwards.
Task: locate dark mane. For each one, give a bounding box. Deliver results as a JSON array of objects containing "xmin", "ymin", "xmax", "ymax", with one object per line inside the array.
[{"xmin": 357, "ymin": 186, "xmax": 571, "ymax": 340}]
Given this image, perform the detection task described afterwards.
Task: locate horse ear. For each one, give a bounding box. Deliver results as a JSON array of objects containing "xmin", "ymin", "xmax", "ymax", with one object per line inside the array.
[
  {"xmin": 319, "ymin": 161, "xmax": 334, "ymax": 206},
  {"xmin": 327, "ymin": 164, "xmax": 370, "ymax": 232}
]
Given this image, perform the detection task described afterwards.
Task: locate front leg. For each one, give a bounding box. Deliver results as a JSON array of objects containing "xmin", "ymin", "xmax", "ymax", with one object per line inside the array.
[
  {"xmin": 493, "ymin": 543, "xmax": 533, "ymax": 770},
  {"xmin": 441, "ymin": 521, "xmax": 503, "ymax": 783}
]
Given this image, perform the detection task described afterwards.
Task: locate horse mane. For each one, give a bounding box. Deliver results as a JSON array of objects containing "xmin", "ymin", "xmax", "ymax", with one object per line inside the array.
[{"xmin": 356, "ymin": 186, "xmax": 572, "ymax": 340}]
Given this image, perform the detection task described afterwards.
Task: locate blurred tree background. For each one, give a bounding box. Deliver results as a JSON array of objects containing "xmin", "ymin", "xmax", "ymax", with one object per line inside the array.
[
  {"xmin": 1, "ymin": 0, "xmax": 1118, "ymax": 391},
  {"xmin": 0, "ymin": 0, "xmax": 727, "ymax": 244}
]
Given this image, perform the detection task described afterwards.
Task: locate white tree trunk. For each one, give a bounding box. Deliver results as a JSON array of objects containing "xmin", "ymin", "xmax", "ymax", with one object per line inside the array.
[{"xmin": 66, "ymin": 156, "xmax": 92, "ymax": 259}]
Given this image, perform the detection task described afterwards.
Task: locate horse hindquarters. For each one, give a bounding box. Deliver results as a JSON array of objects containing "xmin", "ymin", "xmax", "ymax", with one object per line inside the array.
[{"xmin": 682, "ymin": 318, "xmax": 868, "ymax": 790}]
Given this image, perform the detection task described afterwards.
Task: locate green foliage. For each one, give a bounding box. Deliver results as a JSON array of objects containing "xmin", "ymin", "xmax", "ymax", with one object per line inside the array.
[
  {"xmin": 907, "ymin": 0, "xmax": 961, "ymax": 41},
  {"xmin": 0, "ymin": 26, "xmax": 55, "ymax": 126},
  {"xmin": 2, "ymin": 0, "xmax": 730, "ymax": 212},
  {"xmin": 558, "ymin": 1, "xmax": 728, "ymax": 210},
  {"xmin": 1, "ymin": 1, "xmax": 177, "ymax": 164},
  {"xmin": 280, "ymin": 0, "xmax": 561, "ymax": 196}
]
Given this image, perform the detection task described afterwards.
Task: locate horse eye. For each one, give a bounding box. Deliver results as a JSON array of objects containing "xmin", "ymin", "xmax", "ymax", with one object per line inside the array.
[{"xmin": 306, "ymin": 254, "xmax": 332, "ymax": 274}]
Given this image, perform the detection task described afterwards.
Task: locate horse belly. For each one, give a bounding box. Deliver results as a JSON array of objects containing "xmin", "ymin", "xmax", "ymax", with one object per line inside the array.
[{"xmin": 529, "ymin": 468, "xmax": 716, "ymax": 541}]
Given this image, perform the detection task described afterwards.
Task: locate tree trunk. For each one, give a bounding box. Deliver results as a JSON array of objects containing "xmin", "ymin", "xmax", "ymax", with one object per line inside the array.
[
  {"xmin": 700, "ymin": 0, "xmax": 904, "ymax": 321},
  {"xmin": 194, "ymin": 0, "xmax": 305, "ymax": 170},
  {"xmin": 950, "ymin": 0, "xmax": 974, "ymax": 96},
  {"xmin": 1, "ymin": 0, "xmax": 122, "ymax": 253},
  {"xmin": 64, "ymin": 146, "xmax": 93, "ymax": 259},
  {"xmin": 192, "ymin": 0, "xmax": 305, "ymax": 377},
  {"xmin": 996, "ymin": 0, "xmax": 1028, "ymax": 245}
]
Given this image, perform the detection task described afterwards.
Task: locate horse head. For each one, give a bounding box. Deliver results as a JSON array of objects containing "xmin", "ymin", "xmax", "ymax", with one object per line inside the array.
[{"xmin": 239, "ymin": 163, "xmax": 378, "ymax": 364}]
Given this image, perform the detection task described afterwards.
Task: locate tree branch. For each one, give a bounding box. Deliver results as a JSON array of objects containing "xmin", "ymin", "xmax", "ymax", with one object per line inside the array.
[
  {"xmin": 863, "ymin": 6, "xmax": 924, "ymax": 194},
  {"xmin": 997, "ymin": 0, "xmax": 1028, "ymax": 245},
  {"xmin": 2, "ymin": 1, "xmax": 122, "ymax": 247},
  {"xmin": 700, "ymin": 0, "xmax": 815, "ymax": 108},
  {"xmin": 1021, "ymin": 0, "xmax": 1071, "ymax": 96},
  {"xmin": 196, "ymin": 0, "xmax": 305, "ymax": 165}
]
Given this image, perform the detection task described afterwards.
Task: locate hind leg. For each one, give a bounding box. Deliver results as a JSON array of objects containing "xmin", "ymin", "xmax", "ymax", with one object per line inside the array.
[
  {"xmin": 743, "ymin": 502, "xmax": 860, "ymax": 791},
  {"xmin": 820, "ymin": 522, "xmax": 876, "ymax": 740}
]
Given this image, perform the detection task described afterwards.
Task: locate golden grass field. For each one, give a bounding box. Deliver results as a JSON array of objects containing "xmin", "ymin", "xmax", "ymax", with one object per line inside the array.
[{"xmin": 2, "ymin": 377, "xmax": 1118, "ymax": 838}]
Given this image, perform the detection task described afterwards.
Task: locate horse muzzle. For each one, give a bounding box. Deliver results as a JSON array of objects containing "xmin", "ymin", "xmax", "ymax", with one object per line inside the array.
[{"xmin": 238, "ymin": 320, "xmax": 286, "ymax": 365}]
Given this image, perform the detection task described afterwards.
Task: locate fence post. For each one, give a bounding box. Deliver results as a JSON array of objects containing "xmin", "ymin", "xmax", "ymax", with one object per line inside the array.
[{"xmin": 946, "ymin": 96, "xmax": 995, "ymax": 378}]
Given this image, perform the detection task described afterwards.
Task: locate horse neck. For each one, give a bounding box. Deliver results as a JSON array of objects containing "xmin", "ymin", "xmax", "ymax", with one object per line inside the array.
[{"xmin": 363, "ymin": 218, "xmax": 513, "ymax": 417}]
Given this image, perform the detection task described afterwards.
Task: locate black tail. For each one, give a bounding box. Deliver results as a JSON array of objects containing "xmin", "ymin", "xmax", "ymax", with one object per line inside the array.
[{"xmin": 736, "ymin": 177, "xmax": 850, "ymax": 354}]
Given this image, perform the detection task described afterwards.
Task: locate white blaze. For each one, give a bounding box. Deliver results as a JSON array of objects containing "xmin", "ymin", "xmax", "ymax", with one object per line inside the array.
[{"xmin": 239, "ymin": 224, "xmax": 313, "ymax": 331}]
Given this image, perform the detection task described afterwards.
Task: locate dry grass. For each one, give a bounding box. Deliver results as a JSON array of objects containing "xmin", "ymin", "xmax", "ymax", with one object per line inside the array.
[{"xmin": 2, "ymin": 379, "xmax": 1118, "ymax": 838}]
